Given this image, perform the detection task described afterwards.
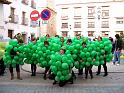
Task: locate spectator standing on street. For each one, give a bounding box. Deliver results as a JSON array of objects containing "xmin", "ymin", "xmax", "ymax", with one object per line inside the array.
[{"xmin": 113, "ymin": 34, "xmax": 123, "ymax": 65}]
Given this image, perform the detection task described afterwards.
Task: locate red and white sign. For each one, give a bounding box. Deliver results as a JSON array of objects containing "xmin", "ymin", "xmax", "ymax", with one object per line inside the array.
[{"xmin": 30, "ymin": 10, "xmax": 40, "ymax": 21}]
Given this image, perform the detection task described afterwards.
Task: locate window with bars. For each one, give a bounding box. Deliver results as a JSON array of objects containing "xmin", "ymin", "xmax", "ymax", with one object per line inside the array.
[
  {"xmin": 102, "ymin": 10, "xmax": 109, "ymax": 19},
  {"xmin": 74, "ymin": 7, "xmax": 82, "ymax": 19},
  {"xmin": 61, "ymin": 8, "xmax": 68, "ymax": 20},
  {"xmin": 88, "ymin": 22, "xmax": 95, "ymax": 28},
  {"xmin": 101, "ymin": 21, "xmax": 109, "ymax": 28},
  {"xmin": 102, "ymin": 31, "xmax": 109, "ymax": 37},
  {"xmin": 88, "ymin": 7, "xmax": 95, "ymax": 19},
  {"xmin": 62, "ymin": 31, "xmax": 68, "ymax": 37},
  {"xmin": 61, "ymin": 23, "xmax": 68, "ymax": 28},
  {"xmin": 116, "ymin": 17, "xmax": 124, "ymax": 24},
  {"xmin": 88, "ymin": 31, "xmax": 94, "ymax": 37},
  {"xmin": 74, "ymin": 22, "xmax": 81, "ymax": 28},
  {"xmin": 74, "ymin": 31, "xmax": 81, "ymax": 36}
]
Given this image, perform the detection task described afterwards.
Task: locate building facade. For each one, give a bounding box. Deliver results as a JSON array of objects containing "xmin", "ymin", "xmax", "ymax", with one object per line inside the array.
[
  {"xmin": 56, "ymin": 0, "xmax": 124, "ymax": 39},
  {"xmin": 0, "ymin": 0, "xmax": 37, "ymax": 43},
  {"xmin": 37, "ymin": 0, "xmax": 56, "ymax": 37},
  {"xmin": 0, "ymin": 0, "xmax": 12, "ymax": 39}
]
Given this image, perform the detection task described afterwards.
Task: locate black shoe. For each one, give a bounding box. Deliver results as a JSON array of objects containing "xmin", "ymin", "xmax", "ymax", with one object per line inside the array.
[
  {"xmin": 31, "ymin": 73, "xmax": 34, "ymax": 76},
  {"xmin": 96, "ymin": 73, "xmax": 100, "ymax": 75},
  {"xmin": 53, "ymin": 81, "xmax": 57, "ymax": 85},
  {"xmin": 85, "ymin": 76, "xmax": 87, "ymax": 79},
  {"xmin": 103, "ymin": 73, "xmax": 108, "ymax": 77},
  {"xmin": 43, "ymin": 75, "xmax": 47, "ymax": 80},
  {"xmin": 91, "ymin": 76, "xmax": 93, "ymax": 79}
]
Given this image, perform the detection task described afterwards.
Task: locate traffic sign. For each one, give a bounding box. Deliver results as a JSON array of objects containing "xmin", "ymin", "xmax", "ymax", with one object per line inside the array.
[
  {"xmin": 30, "ymin": 10, "xmax": 40, "ymax": 21},
  {"xmin": 41, "ymin": 9, "xmax": 51, "ymax": 20}
]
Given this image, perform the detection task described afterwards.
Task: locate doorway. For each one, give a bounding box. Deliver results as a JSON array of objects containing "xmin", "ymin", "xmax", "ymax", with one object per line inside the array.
[{"xmin": 8, "ymin": 30, "xmax": 13, "ymax": 39}]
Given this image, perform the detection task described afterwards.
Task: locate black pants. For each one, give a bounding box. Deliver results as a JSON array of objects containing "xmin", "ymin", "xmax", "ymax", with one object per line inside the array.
[
  {"xmin": 0, "ymin": 58, "xmax": 5, "ymax": 75},
  {"xmin": 44, "ymin": 66, "xmax": 51, "ymax": 79},
  {"xmin": 85, "ymin": 65, "xmax": 93, "ymax": 79},
  {"xmin": 97, "ymin": 59, "xmax": 108, "ymax": 75},
  {"xmin": 9, "ymin": 64, "xmax": 20, "ymax": 73},
  {"xmin": 78, "ymin": 68, "xmax": 83, "ymax": 75},
  {"xmin": 31, "ymin": 63, "xmax": 36, "ymax": 75}
]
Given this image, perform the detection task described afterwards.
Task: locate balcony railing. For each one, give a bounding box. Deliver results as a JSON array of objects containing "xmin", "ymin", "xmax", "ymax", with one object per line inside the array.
[
  {"xmin": 31, "ymin": 0, "xmax": 36, "ymax": 9},
  {"xmin": 0, "ymin": 0, "xmax": 13, "ymax": 4},
  {"xmin": 22, "ymin": 17, "xmax": 28, "ymax": 26},
  {"xmin": 22, "ymin": 0, "xmax": 29, "ymax": 5},
  {"xmin": 9, "ymin": 15, "xmax": 19, "ymax": 24},
  {"xmin": 74, "ymin": 16, "xmax": 82, "ymax": 19},
  {"xmin": 61, "ymin": 16, "xmax": 68, "ymax": 20}
]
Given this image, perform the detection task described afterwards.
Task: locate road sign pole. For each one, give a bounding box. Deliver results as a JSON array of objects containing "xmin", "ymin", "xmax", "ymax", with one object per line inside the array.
[{"xmin": 39, "ymin": 20, "xmax": 41, "ymax": 37}]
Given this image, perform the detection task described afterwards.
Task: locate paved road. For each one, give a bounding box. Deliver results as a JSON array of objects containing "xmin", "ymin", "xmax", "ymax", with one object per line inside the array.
[
  {"xmin": 1, "ymin": 61, "xmax": 124, "ymax": 93},
  {"xmin": 0, "ymin": 83, "xmax": 124, "ymax": 93}
]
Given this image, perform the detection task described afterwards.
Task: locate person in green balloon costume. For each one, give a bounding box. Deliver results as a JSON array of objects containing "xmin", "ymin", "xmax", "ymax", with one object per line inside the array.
[
  {"xmin": 53, "ymin": 48, "xmax": 74, "ymax": 87},
  {"xmin": 96, "ymin": 36, "xmax": 108, "ymax": 77},
  {"xmin": 43, "ymin": 40, "xmax": 51, "ymax": 80},
  {"xmin": 9, "ymin": 38, "xmax": 23, "ymax": 80},
  {"xmin": 31, "ymin": 37, "xmax": 37, "ymax": 76}
]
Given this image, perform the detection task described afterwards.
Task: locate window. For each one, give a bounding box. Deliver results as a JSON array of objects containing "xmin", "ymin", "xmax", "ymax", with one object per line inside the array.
[
  {"xmin": 116, "ymin": 17, "xmax": 124, "ymax": 24},
  {"xmin": 102, "ymin": 31, "xmax": 109, "ymax": 37},
  {"xmin": 88, "ymin": 7, "xmax": 95, "ymax": 18},
  {"xmin": 62, "ymin": 31, "xmax": 68, "ymax": 37},
  {"xmin": 102, "ymin": 10, "xmax": 109, "ymax": 19},
  {"xmin": 22, "ymin": 0, "xmax": 29, "ymax": 5},
  {"xmin": 22, "ymin": 12, "xmax": 28, "ymax": 25},
  {"xmin": 74, "ymin": 7, "xmax": 82, "ymax": 19},
  {"xmin": 101, "ymin": 21, "xmax": 109, "ymax": 28},
  {"xmin": 9, "ymin": 7, "xmax": 15, "ymax": 23},
  {"xmin": 31, "ymin": 0, "xmax": 36, "ymax": 9},
  {"xmin": 88, "ymin": 22, "xmax": 95, "ymax": 28},
  {"xmin": 61, "ymin": 8, "xmax": 68, "ymax": 20},
  {"xmin": 61, "ymin": 23, "xmax": 68, "ymax": 28},
  {"xmin": 74, "ymin": 22, "xmax": 81, "ymax": 28},
  {"xmin": 88, "ymin": 31, "xmax": 94, "ymax": 37},
  {"xmin": 74, "ymin": 31, "xmax": 81, "ymax": 36}
]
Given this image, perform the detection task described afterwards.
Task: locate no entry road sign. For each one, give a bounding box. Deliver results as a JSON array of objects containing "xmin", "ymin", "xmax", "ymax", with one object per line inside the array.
[{"xmin": 30, "ymin": 10, "xmax": 40, "ymax": 21}]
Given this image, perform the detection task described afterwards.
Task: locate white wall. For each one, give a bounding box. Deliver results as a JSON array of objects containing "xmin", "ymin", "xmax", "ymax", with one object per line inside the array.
[
  {"xmin": 56, "ymin": 0, "xmax": 124, "ymax": 38},
  {"xmin": 0, "ymin": 4, "xmax": 5, "ymax": 38}
]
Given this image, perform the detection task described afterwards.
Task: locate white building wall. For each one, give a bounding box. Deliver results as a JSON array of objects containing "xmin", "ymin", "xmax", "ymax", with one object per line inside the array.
[
  {"xmin": 0, "ymin": 4, "xmax": 5, "ymax": 38},
  {"xmin": 56, "ymin": 0, "xmax": 124, "ymax": 38}
]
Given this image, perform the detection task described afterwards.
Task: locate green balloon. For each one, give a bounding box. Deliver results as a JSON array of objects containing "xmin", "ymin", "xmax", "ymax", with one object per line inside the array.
[
  {"xmin": 69, "ymin": 46, "xmax": 74, "ymax": 51},
  {"xmin": 86, "ymin": 52, "xmax": 90, "ymax": 58},
  {"xmin": 55, "ymin": 76, "xmax": 60, "ymax": 81},
  {"xmin": 60, "ymin": 76, "xmax": 65, "ymax": 81},
  {"xmin": 56, "ymin": 61, "xmax": 62, "ymax": 67},
  {"xmin": 62, "ymin": 63, "xmax": 69, "ymax": 69},
  {"xmin": 85, "ymin": 62, "xmax": 90, "ymax": 67},
  {"xmin": 99, "ymin": 44, "xmax": 104, "ymax": 49},
  {"xmin": 51, "ymin": 66, "xmax": 57, "ymax": 72},
  {"xmin": 74, "ymin": 62, "xmax": 79, "ymax": 69},
  {"xmin": 101, "ymin": 50, "xmax": 105, "ymax": 54},
  {"xmin": 73, "ymin": 49, "xmax": 78, "ymax": 54},
  {"xmin": 104, "ymin": 46, "xmax": 109, "ymax": 51},
  {"xmin": 83, "ymin": 48, "xmax": 88, "ymax": 52},
  {"xmin": 100, "ymin": 60, "xmax": 104, "ymax": 65},
  {"xmin": 62, "ymin": 56, "xmax": 68, "ymax": 62},
  {"xmin": 57, "ymin": 71, "xmax": 62, "ymax": 77},
  {"xmin": 87, "ymin": 57, "xmax": 92, "ymax": 62},
  {"xmin": 80, "ymin": 52, "xmax": 85, "ymax": 58},
  {"xmin": 94, "ymin": 61, "xmax": 99, "ymax": 66},
  {"xmin": 91, "ymin": 51, "xmax": 96, "ymax": 57},
  {"xmin": 72, "ymin": 54, "xmax": 77, "ymax": 59}
]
